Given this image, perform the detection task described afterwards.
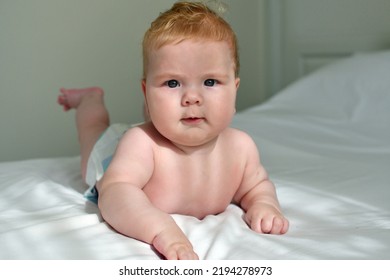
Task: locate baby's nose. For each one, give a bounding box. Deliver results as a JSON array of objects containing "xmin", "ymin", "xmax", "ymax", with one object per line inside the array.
[{"xmin": 182, "ymin": 89, "xmax": 203, "ymax": 106}]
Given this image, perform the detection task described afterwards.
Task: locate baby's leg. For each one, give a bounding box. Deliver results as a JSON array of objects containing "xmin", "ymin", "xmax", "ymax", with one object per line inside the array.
[{"xmin": 58, "ymin": 87, "xmax": 109, "ymax": 181}]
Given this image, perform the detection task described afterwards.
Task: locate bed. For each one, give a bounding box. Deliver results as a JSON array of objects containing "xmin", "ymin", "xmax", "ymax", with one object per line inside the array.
[{"xmin": 1, "ymin": 50, "xmax": 389, "ymax": 260}]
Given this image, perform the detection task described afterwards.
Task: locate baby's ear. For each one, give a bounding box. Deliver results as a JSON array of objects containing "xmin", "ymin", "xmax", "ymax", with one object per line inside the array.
[
  {"xmin": 235, "ymin": 77, "xmax": 240, "ymax": 90},
  {"xmin": 141, "ymin": 79, "xmax": 147, "ymax": 96}
]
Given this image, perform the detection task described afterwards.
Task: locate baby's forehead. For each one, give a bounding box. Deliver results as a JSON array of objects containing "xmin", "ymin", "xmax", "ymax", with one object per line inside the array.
[
  {"xmin": 143, "ymin": 37, "xmax": 239, "ymax": 78},
  {"xmin": 148, "ymin": 38, "xmax": 234, "ymax": 57}
]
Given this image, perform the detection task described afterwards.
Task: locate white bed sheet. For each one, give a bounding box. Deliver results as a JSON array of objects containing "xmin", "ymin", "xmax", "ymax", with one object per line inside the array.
[{"xmin": 1, "ymin": 51, "xmax": 389, "ymax": 259}]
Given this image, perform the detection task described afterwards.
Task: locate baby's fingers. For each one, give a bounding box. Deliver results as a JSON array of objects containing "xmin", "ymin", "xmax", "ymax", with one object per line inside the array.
[
  {"xmin": 164, "ymin": 244, "xmax": 199, "ymax": 260},
  {"xmin": 246, "ymin": 214, "xmax": 289, "ymax": 234},
  {"xmin": 262, "ymin": 216, "xmax": 289, "ymax": 234},
  {"xmin": 176, "ymin": 247, "xmax": 199, "ymax": 260}
]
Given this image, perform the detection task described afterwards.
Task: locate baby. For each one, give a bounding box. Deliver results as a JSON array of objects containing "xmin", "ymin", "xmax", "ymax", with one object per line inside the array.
[{"xmin": 57, "ymin": 1, "xmax": 288, "ymax": 260}]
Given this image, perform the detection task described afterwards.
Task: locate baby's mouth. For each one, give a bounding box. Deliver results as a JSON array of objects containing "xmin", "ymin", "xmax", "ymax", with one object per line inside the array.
[{"xmin": 181, "ymin": 117, "xmax": 205, "ymax": 125}]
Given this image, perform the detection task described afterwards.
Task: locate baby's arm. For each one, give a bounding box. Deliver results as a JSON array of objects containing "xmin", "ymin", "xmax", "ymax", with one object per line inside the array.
[
  {"xmin": 234, "ymin": 135, "xmax": 289, "ymax": 234},
  {"xmin": 97, "ymin": 127, "xmax": 198, "ymax": 260}
]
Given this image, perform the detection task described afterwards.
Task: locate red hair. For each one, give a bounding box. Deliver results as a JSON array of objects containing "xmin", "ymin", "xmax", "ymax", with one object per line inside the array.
[{"xmin": 142, "ymin": 1, "xmax": 239, "ymax": 79}]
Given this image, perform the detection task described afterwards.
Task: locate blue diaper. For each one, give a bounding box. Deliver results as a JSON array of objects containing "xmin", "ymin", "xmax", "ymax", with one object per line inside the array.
[{"xmin": 84, "ymin": 123, "xmax": 132, "ymax": 204}]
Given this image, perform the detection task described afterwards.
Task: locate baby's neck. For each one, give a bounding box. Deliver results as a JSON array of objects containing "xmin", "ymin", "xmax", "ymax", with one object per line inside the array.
[{"xmin": 171, "ymin": 137, "xmax": 219, "ymax": 156}]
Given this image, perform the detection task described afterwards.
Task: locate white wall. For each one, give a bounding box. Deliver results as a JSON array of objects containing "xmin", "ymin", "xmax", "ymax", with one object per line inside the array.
[
  {"xmin": 265, "ymin": 0, "xmax": 390, "ymax": 95},
  {"xmin": 0, "ymin": 0, "xmax": 266, "ymax": 161}
]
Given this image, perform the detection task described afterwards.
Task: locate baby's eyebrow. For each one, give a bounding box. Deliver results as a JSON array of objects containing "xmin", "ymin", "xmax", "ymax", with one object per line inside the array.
[
  {"xmin": 201, "ymin": 72, "xmax": 231, "ymax": 81},
  {"xmin": 153, "ymin": 73, "xmax": 183, "ymax": 81},
  {"xmin": 152, "ymin": 71, "xmax": 231, "ymax": 82},
  {"xmin": 203, "ymin": 73, "xmax": 229, "ymax": 78}
]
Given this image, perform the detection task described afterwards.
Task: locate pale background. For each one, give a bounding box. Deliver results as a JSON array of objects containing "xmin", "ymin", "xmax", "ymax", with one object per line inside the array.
[
  {"xmin": 1, "ymin": 0, "xmax": 389, "ymax": 162},
  {"xmin": 0, "ymin": 0, "xmax": 266, "ymax": 161}
]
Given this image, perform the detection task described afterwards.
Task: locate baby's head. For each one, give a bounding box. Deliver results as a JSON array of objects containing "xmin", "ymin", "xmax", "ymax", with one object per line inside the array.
[{"xmin": 142, "ymin": 1, "xmax": 239, "ymax": 80}]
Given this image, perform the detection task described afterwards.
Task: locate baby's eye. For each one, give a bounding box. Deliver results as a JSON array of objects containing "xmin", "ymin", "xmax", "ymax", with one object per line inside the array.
[
  {"xmin": 166, "ymin": 80, "xmax": 180, "ymax": 88},
  {"xmin": 204, "ymin": 79, "xmax": 217, "ymax": 87}
]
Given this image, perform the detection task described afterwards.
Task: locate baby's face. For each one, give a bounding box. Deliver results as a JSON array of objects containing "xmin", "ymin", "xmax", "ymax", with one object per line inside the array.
[{"xmin": 142, "ymin": 39, "xmax": 240, "ymax": 148}]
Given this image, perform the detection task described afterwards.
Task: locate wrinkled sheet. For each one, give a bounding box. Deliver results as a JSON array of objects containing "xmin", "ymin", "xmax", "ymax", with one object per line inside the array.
[{"xmin": 1, "ymin": 51, "xmax": 389, "ymax": 259}]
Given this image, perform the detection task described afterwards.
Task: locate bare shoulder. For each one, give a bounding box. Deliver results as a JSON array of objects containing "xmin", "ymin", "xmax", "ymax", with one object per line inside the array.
[
  {"xmin": 109, "ymin": 122, "xmax": 158, "ymax": 166},
  {"xmin": 118, "ymin": 122, "xmax": 158, "ymax": 147},
  {"xmin": 221, "ymin": 127, "xmax": 259, "ymax": 153},
  {"xmin": 100, "ymin": 122, "xmax": 156, "ymax": 188}
]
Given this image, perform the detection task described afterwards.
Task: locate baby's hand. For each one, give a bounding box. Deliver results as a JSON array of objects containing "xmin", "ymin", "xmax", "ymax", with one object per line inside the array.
[
  {"xmin": 244, "ymin": 202, "xmax": 289, "ymax": 234},
  {"xmin": 152, "ymin": 226, "xmax": 199, "ymax": 260}
]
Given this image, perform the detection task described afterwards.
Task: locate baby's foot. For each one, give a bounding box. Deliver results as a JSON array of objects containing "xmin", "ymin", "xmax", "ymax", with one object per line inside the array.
[{"xmin": 57, "ymin": 87, "xmax": 104, "ymax": 111}]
